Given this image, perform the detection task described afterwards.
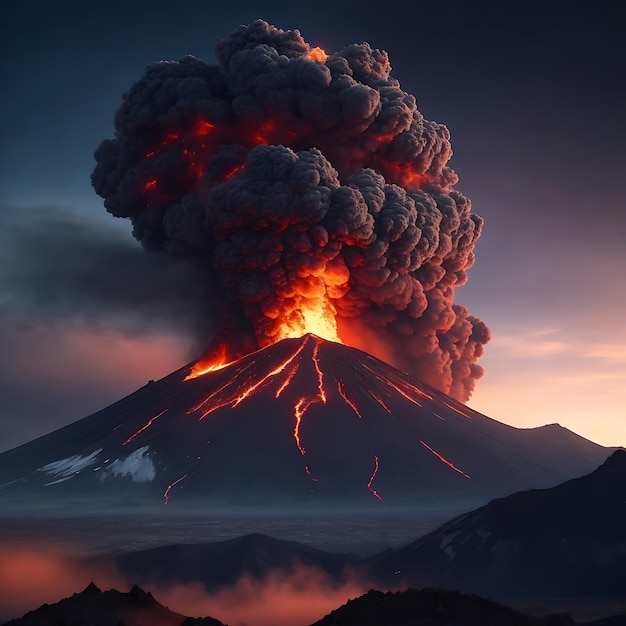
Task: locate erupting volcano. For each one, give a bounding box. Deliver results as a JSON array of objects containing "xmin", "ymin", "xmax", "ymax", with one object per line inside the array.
[
  {"xmin": 0, "ymin": 21, "xmax": 613, "ymax": 512},
  {"xmin": 0, "ymin": 334, "xmax": 611, "ymax": 511},
  {"xmin": 91, "ymin": 19, "xmax": 490, "ymax": 401}
]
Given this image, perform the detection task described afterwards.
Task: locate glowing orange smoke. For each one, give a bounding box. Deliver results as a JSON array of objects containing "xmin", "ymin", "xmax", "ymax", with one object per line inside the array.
[
  {"xmin": 194, "ymin": 119, "xmax": 214, "ymax": 136},
  {"xmin": 276, "ymin": 297, "xmax": 341, "ymax": 344},
  {"xmin": 185, "ymin": 344, "xmax": 231, "ymax": 380},
  {"xmin": 307, "ymin": 47, "xmax": 328, "ymax": 63}
]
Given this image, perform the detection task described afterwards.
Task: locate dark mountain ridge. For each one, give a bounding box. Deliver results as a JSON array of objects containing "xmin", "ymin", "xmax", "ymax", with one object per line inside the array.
[{"xmin": 367, "ymin": 450, "xmax": 626, "ymax": 600}]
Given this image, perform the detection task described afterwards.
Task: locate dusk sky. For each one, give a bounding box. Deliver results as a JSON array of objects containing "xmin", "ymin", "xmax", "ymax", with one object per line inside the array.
[{"xmin": 1, "ymin": 0, "xmax": 624, "ymax": 452}]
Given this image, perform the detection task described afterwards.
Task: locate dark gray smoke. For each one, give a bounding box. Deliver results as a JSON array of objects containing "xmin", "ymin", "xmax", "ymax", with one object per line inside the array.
[
  {"xmin": 92, "ymin": 19, "xmax": 490, "ymax": 400},
  {"xmin": 0, "ymin": 207, "xmax": 213, "ymax": 344}
]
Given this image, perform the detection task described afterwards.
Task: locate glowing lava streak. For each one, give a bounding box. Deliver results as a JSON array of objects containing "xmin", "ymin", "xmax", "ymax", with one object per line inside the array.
[
  {"xmin": 292, "ymin": 338, "xmax": 326, "ymax": 455},
  {"xmin": 185, "ymin": 339, "xmax": 308, "ymax": 420},
  {"xmin": 123, "ymin": 409, "xmax": 168, "ymax": 446},
  {"xmin": 232, "ymin": 339, "xmax": 308, "ymax": 406},
  {"xmin": 367, "ymin": 455, "xmax": 382, "ymax": 500},
  {"xmin": 163, "ymin": 473, "xmax": 189, "ymax": 504},
  {"xmin": 337, "ymin": 379, "xmax": 362, "ymax": 418},
  {"xmin": 420, "ymin": 440, "xmax": 471, "ymax": 479},
  {"xmin": 367, "ymin": 387, "xmax": 391, "ymax": 413}
]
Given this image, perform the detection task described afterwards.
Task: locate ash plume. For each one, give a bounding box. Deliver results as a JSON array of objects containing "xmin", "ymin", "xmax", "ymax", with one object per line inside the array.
[{"xmin": 92, "ymin": 19, "xmax": 490, "ymax": 400}]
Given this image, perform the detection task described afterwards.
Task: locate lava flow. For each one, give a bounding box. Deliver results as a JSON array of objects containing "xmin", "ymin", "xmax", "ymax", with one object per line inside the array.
[{"xmin": 172, "ymin": 333, "xmax": 483, "ymax": 503}]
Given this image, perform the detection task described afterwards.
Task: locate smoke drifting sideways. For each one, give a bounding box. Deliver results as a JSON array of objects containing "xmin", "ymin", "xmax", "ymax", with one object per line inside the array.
[
  {"xmin": 92, "ymin": 19, "xmax": 490, "ymax": 400},
  {"xmin": 0, "ymin": 543, "xmax": 371, "ymax": 626},
  {"xmin": 0, "ymin": 207, "xmax": 213, "ymax": 346}
]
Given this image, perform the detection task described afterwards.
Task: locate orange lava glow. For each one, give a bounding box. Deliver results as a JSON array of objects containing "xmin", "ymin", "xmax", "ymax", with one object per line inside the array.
[
  {"xmin": 185, "ymin": 344, "xmax": 231, "ymax": 380},
  {"xmin": 232, "ymin": 342, "xmax": 307, "ymax": 406},
  {"xmin": 276, "ymin": 298, "xmax": 341, "ymax": 345},
  {"xmin": 254, "ymin": 119, "xmax": 276, "ymax": 144},
  {"xmin": 185, "ymin": 338, "xmax": 309, "ymax": 420},
  {"xmin": 307, "ymin": 47, "xmax": 328, "ymax": 63},
  {"xmin": 224, "ymin": 164, "xmax": 244, "ymax": 179},
  {"xmin": 420, "ymin": 440, "xmax": 470, "ymax": 479},
  {"xmin": 292, "ymin": 339, "xmax": 327, "ymax": 457},
  {"xmin": 367, "ymin": 455, "xmax": 382, "ymax": 500},
  {"xmin": 367, "ymin": 387, "xmax": 391, "ymax": 413},
  {"xmin": 194, "ymin": 119, "xmax": 215, "ymax": 136},
  {"xmin": 337, "ymin": 379, "xmax": 362, "ymax": 418},
  {"xmin": 164, "ymin": 473, "xmax": 189, "ymax": 504},
  {"xmin": 123, "ymin": 408, "xmax": 168, "ymax": 446}
]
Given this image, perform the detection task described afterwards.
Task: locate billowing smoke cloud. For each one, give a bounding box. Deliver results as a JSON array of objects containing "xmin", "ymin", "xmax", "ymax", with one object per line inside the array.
[{"xmin": 92, "ymin": 19, "xmax": 490, "ymax": 400}]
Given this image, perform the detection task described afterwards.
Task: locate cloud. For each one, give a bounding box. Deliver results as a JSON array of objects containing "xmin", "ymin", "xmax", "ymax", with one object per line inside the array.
[
  {"xmin": 142, "ymin": 563, "xmax": 371, "ymax": 626},
  {"xmin": 0, "ymin": 206, "xmax": 214, "ymax": 344},
  {"xmin": 488, "ymin": 327, "xmax": 569, "ymax": 358}
]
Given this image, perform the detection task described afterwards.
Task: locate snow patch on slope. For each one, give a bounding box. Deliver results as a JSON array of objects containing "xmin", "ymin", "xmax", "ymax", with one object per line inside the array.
[
  {"xmin": 440, "ymin": 530, "xmax": 462, "ymax": 559},
  {"xmin": 38, "ymin": 449, "xmax": 102, "ymax": 479},
  {"xmin": 106, "ymin": 446, "xmax": 156, "ymax": 483}
]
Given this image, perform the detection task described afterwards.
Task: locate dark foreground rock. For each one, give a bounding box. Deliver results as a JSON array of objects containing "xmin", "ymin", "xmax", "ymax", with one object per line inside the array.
[
  {"xmin": 1, "ymin": 582, "xmax": 225, "ymax": 626},
  {"xmin": 367, "ymin": 450, "xmax": 626, "ymax": 601},
  {"xmin": 310, "ymin": 588, "xmax": 575, "ymax": 626}
]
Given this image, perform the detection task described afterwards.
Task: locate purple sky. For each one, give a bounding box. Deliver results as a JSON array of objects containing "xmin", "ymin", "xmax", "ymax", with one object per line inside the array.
[{"xmin": 1, "ymin": 0, "xmax": 625, "ymax": 452}]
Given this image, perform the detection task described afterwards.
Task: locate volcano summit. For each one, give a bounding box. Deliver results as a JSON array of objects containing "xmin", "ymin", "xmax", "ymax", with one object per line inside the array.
[{"xmin": 0, "ymin": 335, "xmax": 610, "ymax": 512}]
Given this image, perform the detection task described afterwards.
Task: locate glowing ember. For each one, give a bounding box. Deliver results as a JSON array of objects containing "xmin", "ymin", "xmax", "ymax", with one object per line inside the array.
[
  {"xmin": 194, "ymin": 119, "xmax": 214, "ymax": 136},
  {"xmin": 307, "ymin": 46, "xmax": 328, "ymax": 63},
  {"xmin": 367, "ymin": 455, "xmax": 382, "ymax": 500},
  {"xmin": 420, "ymin": 440, "xmax": 471, "ymax": 479}
]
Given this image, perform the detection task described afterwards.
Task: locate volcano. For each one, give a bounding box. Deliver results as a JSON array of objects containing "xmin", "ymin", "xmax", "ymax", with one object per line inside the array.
[{"xmin": 0, "ymin": 335, "xmax": 612, "ymax": 512}]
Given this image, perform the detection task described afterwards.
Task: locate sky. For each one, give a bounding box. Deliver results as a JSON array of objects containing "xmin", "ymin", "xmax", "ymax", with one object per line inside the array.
[{"xmin": 1, "ymin": 0, "xmax": 625, "ymax": 452}]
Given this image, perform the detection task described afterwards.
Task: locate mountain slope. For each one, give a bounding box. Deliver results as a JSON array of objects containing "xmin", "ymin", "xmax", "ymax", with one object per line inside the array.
[
  {"xmin": 367, "ymin": 450, "xmax": 626, "ymax": 600},
  {"xmin": 110, "ymin": 532, "xmax": 360, "ymax": 590},
  {"xmin": 0, "ymin": 335, "xmax": 613, "ymax": 511}
]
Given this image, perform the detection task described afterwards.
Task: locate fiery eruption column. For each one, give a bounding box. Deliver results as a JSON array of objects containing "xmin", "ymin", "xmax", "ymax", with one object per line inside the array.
[{"xmin": 92, "ymin": 19, "xmax": 490, "ymax": 401}]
